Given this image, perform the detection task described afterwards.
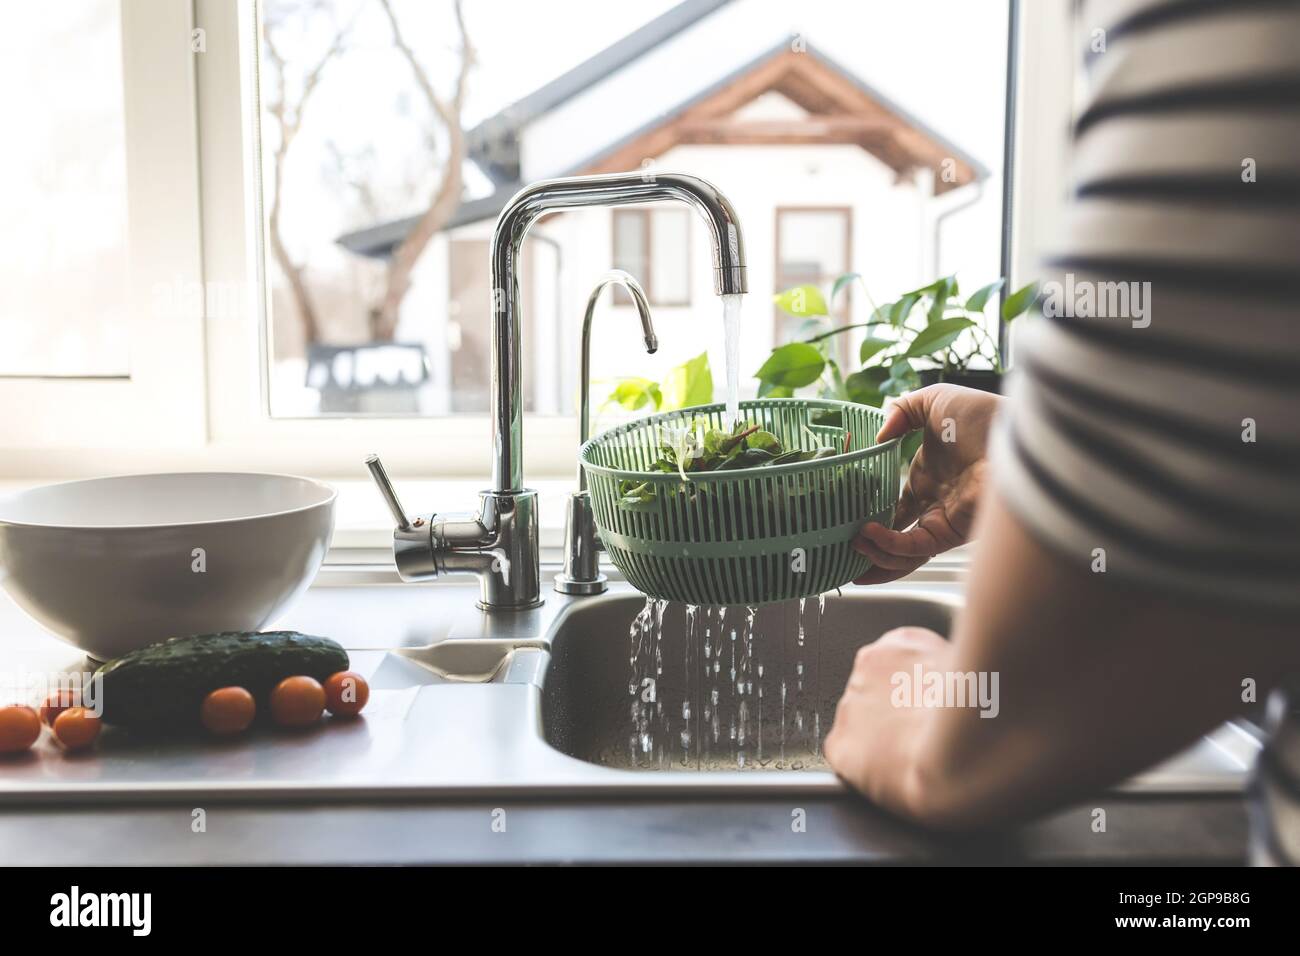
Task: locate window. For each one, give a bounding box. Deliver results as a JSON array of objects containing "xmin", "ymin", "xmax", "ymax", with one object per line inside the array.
[
  {"xmin": 774, "ymin": 207, "xmax": 851, "ymax": 344},
  {"xmin": 0, "ymin": 0, "xmax": 205, "ymax": 455},
  {"xmin": 2, "ymin": 0, "xmax": 1078, "ymax": 487},
  {"xmin": 253, "ymin": 0, "xmax": 566, "ymax": 419},
  {"xmin": 0, "ymin": 2, "xmax": 130, "ymax": 379},
  {"xmin": 611, "ymin": 208, "xmax": 692, "ymax": 306}
]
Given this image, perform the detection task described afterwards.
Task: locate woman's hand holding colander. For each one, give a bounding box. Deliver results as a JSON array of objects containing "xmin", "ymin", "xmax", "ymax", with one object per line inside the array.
[{"xmin": 852, "ymin": 384, "xmax": 1002, "ymax": 585}]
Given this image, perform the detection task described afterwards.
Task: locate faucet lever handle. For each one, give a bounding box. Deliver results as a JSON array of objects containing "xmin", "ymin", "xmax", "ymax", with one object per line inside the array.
[{"xmin": 365, "ymin": 454, "xmax": 412, "ymax": 531}]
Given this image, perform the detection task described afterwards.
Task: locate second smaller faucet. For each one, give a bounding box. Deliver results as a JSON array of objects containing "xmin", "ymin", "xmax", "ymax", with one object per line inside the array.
[{"xmin": 554, "ymin": 270, "xmax": 658, "ymax": 595}]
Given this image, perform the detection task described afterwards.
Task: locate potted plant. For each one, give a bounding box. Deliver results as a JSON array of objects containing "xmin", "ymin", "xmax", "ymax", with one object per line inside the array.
[
  {"xmin": 761, "ymin": 272, "xmax": 1038, "ymax": 403},
  {"xmin": 601, "ymin": 272, "xmax": 1038, "ymax": 465},
  {"xmin": 758, "ymin": 272, "xmax": 1038, "ymax": 463}
]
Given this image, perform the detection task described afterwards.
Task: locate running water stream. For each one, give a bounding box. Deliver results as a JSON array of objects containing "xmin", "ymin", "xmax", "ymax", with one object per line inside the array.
[
  {"xmin": 721, "ymin": 293, "xmax": 743, "ymax": 428},
  {"xmin": 621, "ymin": 596, "xmax": 827, "ymax": 771}
]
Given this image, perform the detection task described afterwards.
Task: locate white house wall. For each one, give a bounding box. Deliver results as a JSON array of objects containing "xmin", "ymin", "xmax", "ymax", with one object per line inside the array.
[
  {"xmin": 398, "ymin": 141, "xmax": 994, "ymax": 420},
  {"xmin": 398, "ymin": 218, "xmax": 565, "ymax": 415},
  {"xmin": 521, "ymin": 5, "xmax": 784, "ymax": 183},
  {"xmin": 545, "ymin": 142, "xmax": 939, "ymax": 415}
]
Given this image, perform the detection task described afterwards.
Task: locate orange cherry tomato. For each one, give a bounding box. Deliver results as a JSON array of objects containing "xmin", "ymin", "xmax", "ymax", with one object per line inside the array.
[
  {"xmin": 40, "ymin": 689, "xmax": 81, "ymax": 726},
  {"xmin": 269, "ymin": 676, "xmax": 326, "ymax": 728},
  {"xmin": 0, "ymin": 705, "xmax": 42, "ymax": 754},
  {"xmin": 323, "ymin": 671, "xmax": 370, "ymax": 718},
  {"xmin": 200, "ymin": 687, "xmax": 256, "ymax": 736},
  {"xmin": 52, "ymin": 707, "xmax": 102, "ymax": 752}
]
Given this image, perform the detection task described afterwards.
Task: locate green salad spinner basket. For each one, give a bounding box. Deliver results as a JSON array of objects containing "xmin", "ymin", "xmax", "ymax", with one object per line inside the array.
[{"xmin": 580, "ymin": 398, "xmax": 899, "ymax": 606}]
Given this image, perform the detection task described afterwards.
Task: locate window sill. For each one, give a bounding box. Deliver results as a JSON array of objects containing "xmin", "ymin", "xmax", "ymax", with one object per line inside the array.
[
  {"xmin": 0, "ymin": 476, "xmax": 580, "ymax": 553},
  {"xmin": 0, "ymin": 477, "xmax": 973, "ymax": 582}
]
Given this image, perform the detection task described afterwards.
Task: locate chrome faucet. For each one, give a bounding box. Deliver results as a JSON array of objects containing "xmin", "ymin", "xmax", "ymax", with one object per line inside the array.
[
  {"xmin": 554, "ymin": 270, "xmax": 658, "ymax": 596},
  {"xmin": 367, "ymin": 171, "xmax": 747, "ymax": 610}
]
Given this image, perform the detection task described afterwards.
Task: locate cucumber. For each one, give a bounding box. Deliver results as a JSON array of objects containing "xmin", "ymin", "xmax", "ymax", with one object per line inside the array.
[{"xmin": 94, "ymin": 631, "xmax": 349, "ymax": 728}]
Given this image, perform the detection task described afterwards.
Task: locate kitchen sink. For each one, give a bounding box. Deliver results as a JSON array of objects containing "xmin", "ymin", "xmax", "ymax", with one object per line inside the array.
[
  {"xmin": 0, "ymin": 570, "xmax": 1261, "ymax": 803},
  {"xmin": 542, "ymin": 590, "xmax": 958, "ymax": 772},
  {"xmin": 539, "ymin": 587, "xmax": 1258, "ymax": 790}
]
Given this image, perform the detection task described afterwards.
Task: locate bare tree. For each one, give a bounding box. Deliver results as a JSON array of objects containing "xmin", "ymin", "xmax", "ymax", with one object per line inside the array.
[
  {"xmin": 262, "ymin": 3, "xmax": 355, "ymax": 345},
  {"xmin": 371, "ymin": 0, "xmax": 474, "ymax": 341}
]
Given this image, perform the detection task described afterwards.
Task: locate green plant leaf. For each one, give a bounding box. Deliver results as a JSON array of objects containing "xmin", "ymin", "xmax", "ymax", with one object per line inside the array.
[
  {"xmin": 901, "ymin": 278, "xmax": 943, "ymax": 298},
  {"xmin": 757, "ymin": 379, "xmax": 794, "ymax": 398},
  {"xmin": 773, "ymin": 284, "xmax": 829, "ymax": 318},
  {"xmin": 1002, "ymin": 281, "xmax": 1040, "ymax": 321},
  {"xmin": 604, "ymin": 377, "xmax": 663, "ymax": 412},
  {"xmin": 754, "ymin": 341, "xmax": 825, "ymax": 388},
  {"xmin": 889, "ymin": 294, "xmax": 919, "ymax": 328},
  {"xmin": 964, "ymin": 278, "xmax": 1005, "ymax": 313},
  {"xmin": 926, "ymin": 276, "xmax": 956, "ymax": 324},
  {"xmin": 662, "ymin": 351, "xmax": 713, "ymax": 410},
  {"xmin": 881, "ymin": 358, "xmax": 920, "ymax": 397},
  {"xmin": 845, "ymin": 365, "xmax": 889, "ymax": 406},
  {"xmin": 831, "ymin": 272, "xmax": 860, "ymax": 303},
  {"xmin": 904, "ymin": 317, "xmax": 975, "ymax": 358},
  {"xmin": 858, "ymin": 336, "xmax": 893, "ymax": 365},
  {"xmin": 746, "ymin": 429, "xmax": 781, "ymax": 454}
]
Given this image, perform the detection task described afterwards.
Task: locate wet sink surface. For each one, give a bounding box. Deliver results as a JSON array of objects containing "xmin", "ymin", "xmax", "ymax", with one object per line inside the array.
[
  {"xmin": 542, "ymin": 591, "xmax": 958, "ymax": 772},
  {"xmin": 539, "ymin": 588, "xmax": 1259, "ymax": 791}
]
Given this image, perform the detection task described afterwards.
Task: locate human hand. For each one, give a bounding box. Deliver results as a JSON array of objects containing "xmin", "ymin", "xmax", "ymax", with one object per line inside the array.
[
  {"xmin": 853, "ymin": 384, "xmax": 1002, "ymax": 584},
  {"xmin": 823, "ymin": 626, "xmax": 949, "ymax": 812}
]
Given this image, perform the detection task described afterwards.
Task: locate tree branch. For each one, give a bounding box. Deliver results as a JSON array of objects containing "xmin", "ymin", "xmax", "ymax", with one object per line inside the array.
[
  {"xmin": 261, "ymin": 6, "xmax": 356, "ymax": 345},
  {"xmin": 371, "ymin": 0, "xmax": 474, "ymax": 340}
]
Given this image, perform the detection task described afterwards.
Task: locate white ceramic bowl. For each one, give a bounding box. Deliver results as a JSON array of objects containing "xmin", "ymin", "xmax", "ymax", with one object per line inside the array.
[{"xmin": 0, "ymin": 473, "xmax": 336, "ymax": 661}]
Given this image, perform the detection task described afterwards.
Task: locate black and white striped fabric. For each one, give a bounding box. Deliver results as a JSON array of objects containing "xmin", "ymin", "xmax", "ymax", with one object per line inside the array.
[{"xmin": 992, "ymin": 0, "xmax": 1300, "ymax": 609}]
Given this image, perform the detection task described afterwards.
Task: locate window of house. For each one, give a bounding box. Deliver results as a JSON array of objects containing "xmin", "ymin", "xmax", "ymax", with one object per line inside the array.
[
  {"xmin": 611, "ymin": 208, "xmax": 692, "ymax": 307},
  {"xmin": 774, "ymin": 207, "xmax": 851, "ymax": 344}
]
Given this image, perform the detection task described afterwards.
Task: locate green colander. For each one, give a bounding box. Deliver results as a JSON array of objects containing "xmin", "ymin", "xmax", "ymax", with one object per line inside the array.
[{"xmin": 579, "ymin": 398, "xmax": 899, "ymax": 606}]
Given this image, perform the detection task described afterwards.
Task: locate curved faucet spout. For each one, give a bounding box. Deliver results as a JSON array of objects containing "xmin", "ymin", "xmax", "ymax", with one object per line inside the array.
[
  {"xmin": 579, "ymin": 269, "xmax": 658, "ymax": 483},
  {"xmin": 490, "ymin": 171, "xmax": 747, "ymax": 493},
  {"xmin": 368, "ymin": 173, "xmax": 746, "ymax": 610}
]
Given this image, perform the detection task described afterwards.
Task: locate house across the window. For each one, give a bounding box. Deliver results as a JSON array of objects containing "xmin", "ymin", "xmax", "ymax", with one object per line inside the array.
[
  {"xmin": 611, "ymin": 207, "xmax": 692, "ymax": 307},
  {"xmin": 322, "ymin": 0, "xmax": 997, "ymax": 418}
]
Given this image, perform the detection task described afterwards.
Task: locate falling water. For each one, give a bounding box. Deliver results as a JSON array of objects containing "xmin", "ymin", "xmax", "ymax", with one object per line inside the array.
[
  {"xmin": 814, "ymin": 592, "xmax": 825, "ymax": 753},
  {"xmin": 680, "ymin": 603, "xmax": 698, "ymax": 765},
  {"xmin": 619, "ymin": 596, "xmax": 829, "ymax": 772},
  {"xmin": 627, "ymin": 597, "xmax": 669, "ymax": 768},
  {"xmin": 721, "ymin": 293, "xmax": 743, "ymax": 428}
]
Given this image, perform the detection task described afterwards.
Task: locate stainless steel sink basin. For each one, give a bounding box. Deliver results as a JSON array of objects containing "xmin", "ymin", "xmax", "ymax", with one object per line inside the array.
[
  {"xmin": 542, "ymin": 590, "xmax": 958, "ymax": 772},
  {"xmin": 539, "ymin": 585, "xmax": 1259, "ymax": 791}
]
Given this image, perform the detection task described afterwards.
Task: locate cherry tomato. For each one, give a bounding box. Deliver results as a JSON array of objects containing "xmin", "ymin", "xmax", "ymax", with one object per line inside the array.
[
  {"xmin": 40, "ymin": 689, "xmax": 81, "ymax": 726},
  {"xmin": 0, "ymin": 705, "xmax": 42, "ymax": 754},
  {"xmin": 323, "ymin": 671, "xmax": 370, "ymax": 718},
  {"xmin": 200, "ymin": 687, "xmax": 256, "ymax": 736},
  {"xmin": 269, "ymin": 676, "xmax": 325, "ymax": 728},
  {"xmin": 52, "ymin": 707, "xmax": 102, "ymax": 752}
]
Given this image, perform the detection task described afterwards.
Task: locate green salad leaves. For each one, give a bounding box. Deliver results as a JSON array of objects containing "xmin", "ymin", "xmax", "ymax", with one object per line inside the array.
[{"xmin": 615, "ymin": 419, "xmax": 844, "ymax": 505}]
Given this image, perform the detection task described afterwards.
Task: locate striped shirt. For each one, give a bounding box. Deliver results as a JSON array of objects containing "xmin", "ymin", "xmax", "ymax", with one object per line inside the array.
[{"xmin": 992, "ymin": 0, "xmax": 1300, "ymax": 609}]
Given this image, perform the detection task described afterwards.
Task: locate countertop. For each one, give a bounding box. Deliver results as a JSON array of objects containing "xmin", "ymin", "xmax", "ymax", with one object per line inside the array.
[{"xmin": 0, "ymin": 566, "xmax": 1253, "ymax": 866}]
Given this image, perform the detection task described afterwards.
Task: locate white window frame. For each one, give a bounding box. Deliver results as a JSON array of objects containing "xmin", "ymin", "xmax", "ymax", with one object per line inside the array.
[
  {"xmin": 0, "ymin": 0, "xmax": 206, "ymax": 467},
  {"xmin": 1005, "ymin": 0, "xmax": 1074, "ymax": 322},
  {"xmin": 3, "ymin": 0, "xmax": 1075, "ymax": 487},
  {"xmin": 191, "ymin": 0, "xmax": 576, "ymax": 481}
]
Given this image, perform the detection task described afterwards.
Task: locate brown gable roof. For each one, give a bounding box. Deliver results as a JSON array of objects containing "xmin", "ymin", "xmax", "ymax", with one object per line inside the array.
[{"xmin": 573, "ymin": 42, "xmax": 984, "ymax": 194}]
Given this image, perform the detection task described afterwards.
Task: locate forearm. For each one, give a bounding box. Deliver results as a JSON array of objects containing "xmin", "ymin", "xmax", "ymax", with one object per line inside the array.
[{"xmin": 896, "ymin": 492, "xmax": 1296, "ymax": 829}]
